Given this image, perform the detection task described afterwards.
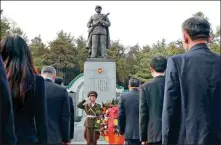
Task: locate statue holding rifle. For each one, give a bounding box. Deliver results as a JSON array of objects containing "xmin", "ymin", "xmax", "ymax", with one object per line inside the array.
[{"xmin": 86, "ymin": 5, "xmax": 111, "ymax": 58}]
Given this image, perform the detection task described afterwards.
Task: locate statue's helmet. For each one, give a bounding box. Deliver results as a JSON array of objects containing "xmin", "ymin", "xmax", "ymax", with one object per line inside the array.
[{"xmin": 95, "ymin": 5, "xmax": 102, "ymax": 10}]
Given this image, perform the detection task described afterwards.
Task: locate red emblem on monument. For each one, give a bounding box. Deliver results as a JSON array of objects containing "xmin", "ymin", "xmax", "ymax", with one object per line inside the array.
[{"xmin": 98, "ymin": 68, "xmax": 103, "ymax": 74}]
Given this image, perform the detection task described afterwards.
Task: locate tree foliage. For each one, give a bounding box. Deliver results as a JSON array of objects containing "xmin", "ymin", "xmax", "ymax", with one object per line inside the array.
[
  {"xmin": 0, "ymin": 16, "xmax": 10, "ymax": 38},
  {"xmin": 0, "ymin": 11, "xmax": 220, "ymax": 86},
  {"xmin": 44, "ymin": 30, "xmax": 77, "ymax": 68},
  {"xmin": 1, "ymin": 12, "xmax": 28, "ymax": 42}
]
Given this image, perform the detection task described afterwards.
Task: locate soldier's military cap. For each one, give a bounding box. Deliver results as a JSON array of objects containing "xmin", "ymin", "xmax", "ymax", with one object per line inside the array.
[{"xmin": 88, "ymin": 91, "xmax": 98, "ymax": 98}]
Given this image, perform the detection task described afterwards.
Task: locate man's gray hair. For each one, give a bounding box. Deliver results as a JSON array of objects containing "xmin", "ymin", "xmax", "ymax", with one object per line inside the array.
[{"xmin": 41, "ymin": 66, "xmax": 56, "ymax": 75}]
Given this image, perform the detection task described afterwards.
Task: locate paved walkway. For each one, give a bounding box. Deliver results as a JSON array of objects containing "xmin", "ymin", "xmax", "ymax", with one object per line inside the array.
[
  {"xmin": 71, "ymin": 140, "xmax": 108, "ymax": 144},
  {"xmin": 73, "ymin": 121, "xmax": 107, "ymax": 144}
]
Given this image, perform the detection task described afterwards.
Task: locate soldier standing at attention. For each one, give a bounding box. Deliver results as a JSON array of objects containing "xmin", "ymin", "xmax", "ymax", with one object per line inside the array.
[
  {"xmin": 86, "ymin": 5, "xmax": 111, "ymax": 58},
  {"xmin": 77, "ymin": 91, "xmax": 102, "ymax": 145}
]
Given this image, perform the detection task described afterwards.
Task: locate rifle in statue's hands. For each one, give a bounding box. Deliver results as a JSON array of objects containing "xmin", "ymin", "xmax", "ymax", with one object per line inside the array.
[{"xmin": 88, "ymin": 13, "xmax": 110, "ymax": 33}]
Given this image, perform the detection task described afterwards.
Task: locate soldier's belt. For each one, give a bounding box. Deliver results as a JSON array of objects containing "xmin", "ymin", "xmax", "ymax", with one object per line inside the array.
[{"xmin": 87, "ymin": 115, "xmax": 97, "ymax": 118}]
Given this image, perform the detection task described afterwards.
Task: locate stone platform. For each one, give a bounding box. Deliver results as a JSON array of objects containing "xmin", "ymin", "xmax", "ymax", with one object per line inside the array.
[{"xmin": 72, "ymin": 120, "xmax": 106, "ymax": 143}]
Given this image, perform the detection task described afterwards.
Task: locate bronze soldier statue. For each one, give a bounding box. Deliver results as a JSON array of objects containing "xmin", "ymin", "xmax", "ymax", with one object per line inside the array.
[
  {"xmin": 86, "ymin": 5, "xmax": 111, "ymax": 58},
  {"xmin": 77, "ymin": 91, "xmax": 102, "ymax": 145}
]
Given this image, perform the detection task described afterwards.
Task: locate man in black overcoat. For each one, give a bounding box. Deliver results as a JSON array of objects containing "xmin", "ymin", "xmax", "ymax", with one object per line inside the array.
[
  {"xmin": 118, "ymin": 78, "xmax": 141, "ymax": 145},
  {"xmin": 41, "ymin": 66, "xmax": 71, "ymax": 145},
  {"xmin": 139, "ymin": 56, "xmax": 167, "ymax": 145},
  {"xmin": 162, "ymin": 16, "xmax": 220, "ymax": 144}
]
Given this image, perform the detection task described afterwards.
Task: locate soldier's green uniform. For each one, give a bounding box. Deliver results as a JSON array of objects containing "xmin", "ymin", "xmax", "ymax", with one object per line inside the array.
[{"xmin": 77, "ymin": 93, "xmax": 102, "ymax": 145}]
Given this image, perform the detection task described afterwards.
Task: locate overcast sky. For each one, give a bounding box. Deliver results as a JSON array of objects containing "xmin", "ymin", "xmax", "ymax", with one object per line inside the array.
[{"xmin": 1, "ymin": 1, "xmax": 220, "ymax": 46}]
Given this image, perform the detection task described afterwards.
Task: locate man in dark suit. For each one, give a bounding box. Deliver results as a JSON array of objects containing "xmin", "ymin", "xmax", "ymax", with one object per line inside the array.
[
  {"xmin": 139, "ymin": 56, "xmax": 167, "ymax": 145},
  {"xmin": 55, "ymin": 77, "xmax": 75, "ymax": 142},
  {"xmin": 41, "ymin": 66, "xmax": 71, "ymax": 145},
  {"xmin": 162, "ymin": 16, "xmax": 220, "ymax": 145},
  {"xmin": 0, "ymin": 56, "xmax": 17, "ymax": 145},
  {"xmin": 118, "ymin": 78, "xmax": 141, "ymax": 145}
]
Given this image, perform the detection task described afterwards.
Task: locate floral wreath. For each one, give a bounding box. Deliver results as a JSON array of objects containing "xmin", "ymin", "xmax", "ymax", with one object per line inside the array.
[{"xmin": 94, "ymin": 99, "xmax": 120, "ymax": 136}]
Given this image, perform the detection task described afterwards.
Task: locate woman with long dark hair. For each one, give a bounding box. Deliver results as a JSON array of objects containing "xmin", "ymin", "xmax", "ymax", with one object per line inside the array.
[{"xmin": 0, "ymin": 35, "xmax": 48, "ymax": 145}]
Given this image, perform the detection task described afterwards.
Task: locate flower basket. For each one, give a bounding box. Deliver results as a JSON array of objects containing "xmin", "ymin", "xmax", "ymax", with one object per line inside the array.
[
  {"xmin": 94, "ymin": 99, "xmax": 125, "ymax": 144},
  {"xmin": 104, "ymin": 132, "xmax": 125, "ymax": 144}
]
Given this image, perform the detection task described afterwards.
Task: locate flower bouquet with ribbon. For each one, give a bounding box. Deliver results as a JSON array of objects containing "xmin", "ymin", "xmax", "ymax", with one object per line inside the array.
[{"xmin": 94, "ymin": 99, "xmax": 124, "ymax": 144}]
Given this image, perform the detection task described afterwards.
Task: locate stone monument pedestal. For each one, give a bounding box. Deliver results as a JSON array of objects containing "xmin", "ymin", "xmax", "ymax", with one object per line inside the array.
[
  {"xmin": 72, "ymin": 58, "xmax": 116, "ymax": 142},
  {"xmin": 83, "ymin": 58, "xmax": 116, "ymax": 104}
]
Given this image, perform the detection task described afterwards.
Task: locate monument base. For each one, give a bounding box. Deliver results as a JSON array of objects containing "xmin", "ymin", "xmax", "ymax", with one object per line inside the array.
[
  {"xmin": 73, "ymin": 59, "xmax": 116, "ymax": 142},
  {"xmin": 83, "ymin": 58, "xmax": 116, "ymax": 104}
]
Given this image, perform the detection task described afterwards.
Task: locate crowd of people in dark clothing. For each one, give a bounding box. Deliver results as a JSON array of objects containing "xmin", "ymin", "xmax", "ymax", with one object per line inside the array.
[
  {"xmin": 0, "ymin": 36, "xmax": 74, "ymax": 145},
  {"xmin": 117, "ymin": 16, "xmax": 220, "ymax": 145},
  {"xmin": 0, "ymin": 15, "xmax": 220, "ymax": 145}
]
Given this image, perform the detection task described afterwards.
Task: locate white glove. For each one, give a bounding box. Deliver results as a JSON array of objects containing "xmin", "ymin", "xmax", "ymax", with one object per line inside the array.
[{"xmin": 86, "ymin": 97, "xmax": 90, "ymax": 102}]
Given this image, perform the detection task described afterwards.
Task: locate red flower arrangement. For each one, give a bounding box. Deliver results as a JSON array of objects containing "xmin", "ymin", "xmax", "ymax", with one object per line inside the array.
[{"xmin": 94, "ymin": 99, "xmax": 124, "ymax": 144}]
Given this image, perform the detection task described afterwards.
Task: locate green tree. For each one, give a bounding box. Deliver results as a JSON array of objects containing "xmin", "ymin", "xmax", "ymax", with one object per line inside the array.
[
  {"xmin": 193, "ymin": 11, "xmax": 209, "ymax": 20},
  {"xmin": 0, "ymin": 14, "xmax": 28, "ymax": 42},
  {"xmin": 133, "ymin": 39, "xmax": 185, "ymax": 82},
  {"xmin": 44, "ymin": 30, "xmax": 77, "ymax": 68},
  {"xmin": 29, "ymin": 35, "xmax": 47, "ymax": 70},
  {"xmin": 166, "ymin": 41, "xmax": 185, "ymax": 56},
  {"xmin": 108, "ymin": 40, "xmax": 129, "ymax": 85},
  {"xmin": 29, "ymin": 35, "xmax": 47, "ymax": 56},
  {"xmin": 9, "ymin": 21, "xmax": 28, "ymax": 42},
  {"xmin": 74, "ymin": 36, "xmax": 88, "ymax": 72},
  {"xmin": 0, "ymin": 12, "xmax": 10, "ymax": 38},
  {"xmin": 125, "ymin": 44, "xmax": 140, "ymax": 77},
  {"xmin": 210, "ymin": 26, "xmax": 220, "ymax": 54}
]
